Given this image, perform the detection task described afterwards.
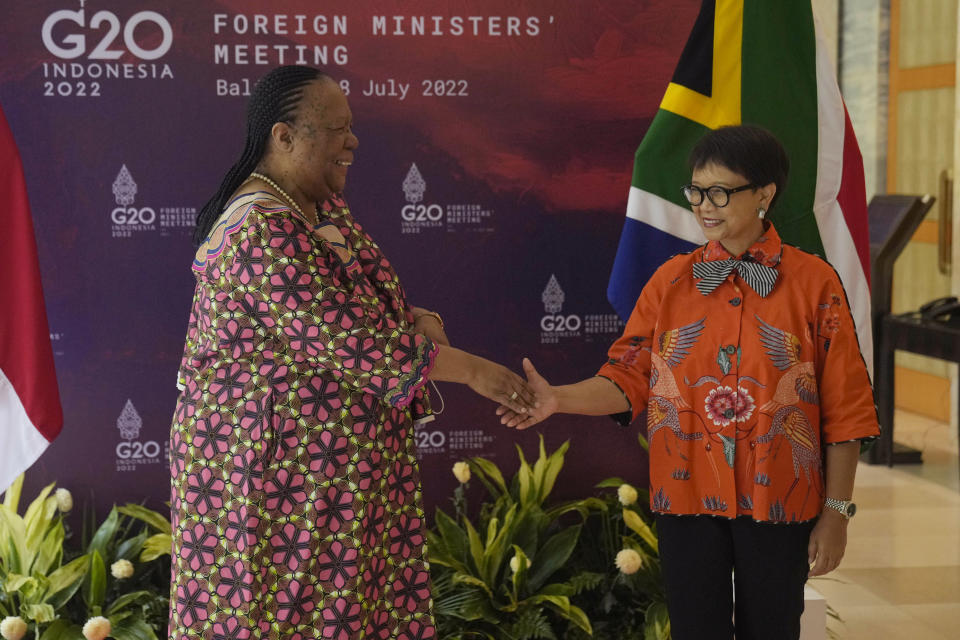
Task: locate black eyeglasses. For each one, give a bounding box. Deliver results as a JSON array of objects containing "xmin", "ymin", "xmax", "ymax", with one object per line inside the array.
[{"xmin": 681, "ymin": 183, "xmax": 756, "ymax": 207}]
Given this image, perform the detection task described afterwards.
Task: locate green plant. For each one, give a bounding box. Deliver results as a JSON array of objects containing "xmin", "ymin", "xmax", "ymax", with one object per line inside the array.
[
  {"xmin": 561, "ymin": 432, "xmax": 669, "ymax": 640},
  {"xmin": 0, "ymin": 476, "xmax": 88, "ymax": 633},
  {"xmin": 428, "ymin": 436, "xmax": 608, "ymax": 639},
  {"xmin": 565, "ymin": 476, "xmax": 669, "ymax": 640},
  {"xmin": 0, "ymin": 475, "xmax": 171, "ymax": 639}
]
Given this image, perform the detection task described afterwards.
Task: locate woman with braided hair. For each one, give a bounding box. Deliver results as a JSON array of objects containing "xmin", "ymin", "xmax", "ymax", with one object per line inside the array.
[{"xmin": 170, "ymin": 65, "xmax": 537, "ymax": 639}]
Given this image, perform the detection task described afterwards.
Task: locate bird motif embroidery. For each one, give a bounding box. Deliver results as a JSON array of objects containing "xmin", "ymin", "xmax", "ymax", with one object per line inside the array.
[
  {"xmin": 648, "ymin": 396, "xmax": 703, "ymax": 457},
  {"xmin": 647, "ymin": 318, "xmax": 705, "ymax": 456},
  {"xmin": 756, "ymin": 405, "xmax": 822, "ymax": 514},
  {"xmin": 755, "ymin": 315, "xmax": 818, "ymax": 412},
  {"xmin": 649, "ymin": 317, "xmax": 706, "ymax": 409}
]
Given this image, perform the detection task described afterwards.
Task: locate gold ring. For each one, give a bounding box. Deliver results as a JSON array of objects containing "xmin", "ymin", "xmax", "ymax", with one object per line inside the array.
[{"xmin": 510, "ymin": 391, "xmax": 519, "ymax": 400}]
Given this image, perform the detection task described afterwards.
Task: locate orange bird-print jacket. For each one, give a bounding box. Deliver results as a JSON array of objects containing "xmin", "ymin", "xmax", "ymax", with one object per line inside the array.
[{"xmin": 597, "ymin": 223, "xmax": 880, "ymax": 523}]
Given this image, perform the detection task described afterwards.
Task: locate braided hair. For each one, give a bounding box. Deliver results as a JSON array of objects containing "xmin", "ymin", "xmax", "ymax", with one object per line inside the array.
[{"xmin": 193, "ymin": 65, "xmax": 328, "ymax": 245}]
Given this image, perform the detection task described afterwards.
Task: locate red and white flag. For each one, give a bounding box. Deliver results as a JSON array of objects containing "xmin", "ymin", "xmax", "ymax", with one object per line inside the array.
[{"xmin": 0, "ymin": 102, "xmax": 62, "ymax": 494}]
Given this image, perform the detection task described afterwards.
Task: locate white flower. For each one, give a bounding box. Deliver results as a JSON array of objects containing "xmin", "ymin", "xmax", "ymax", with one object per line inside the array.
[
  {"xmin": 55, "ymin": 488, "xmax": 73, "ymax": 512},
  {"xmin": 452, "ymin": 462, "xmax": 471, "ymax": 484},
  {"xmin": 617, "ymin": 484, "xmax": 638, "ymax": 506},
  {"xmin": 0, "ymin": 617, "xmax": 28, "ymax": 640},
  {"xmin": 82, "ymin": 616, "xmax": 111, "ymax": 640},
  {"xmin": 615, "ymin": 548, "xmax": 643, "ymax": 575},
  {"xmin": 110, "ymin": 559, "xmax": 134, "ymax": 579},
  {"xmin": 509, "ymin": 554, "xmax": 529, "ymax": 573}
]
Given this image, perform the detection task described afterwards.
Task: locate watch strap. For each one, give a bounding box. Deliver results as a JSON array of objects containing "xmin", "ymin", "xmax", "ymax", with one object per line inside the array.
[{"xmin": 823, "ymin": 497, "xmax": 853, "ymax": 518}]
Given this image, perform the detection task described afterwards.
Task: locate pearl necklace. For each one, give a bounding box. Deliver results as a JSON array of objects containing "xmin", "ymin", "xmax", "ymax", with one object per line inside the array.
[{"xmin": 249, "ymin": 172, "xmax": 318, "ymax": 227}]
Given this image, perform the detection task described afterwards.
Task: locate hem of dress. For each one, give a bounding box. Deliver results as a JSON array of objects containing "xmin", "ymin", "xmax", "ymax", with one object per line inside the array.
[
  {"xmin": 650, "ymin": 509, "xmax": 820, "ymax": 525},
  {"xmin": 389, "ymin": 340, "xmax": 439, "ymax": 409}
]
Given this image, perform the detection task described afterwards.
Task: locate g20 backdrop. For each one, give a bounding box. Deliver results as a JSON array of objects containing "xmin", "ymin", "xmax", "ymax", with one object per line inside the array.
[{"xmin": 0, "ymin": 0, "xmax": 699, "ymax": 511}]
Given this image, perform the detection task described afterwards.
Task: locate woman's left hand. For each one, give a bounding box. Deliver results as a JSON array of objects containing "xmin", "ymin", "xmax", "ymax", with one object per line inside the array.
[
  {"xmin": 807, "ymin": 511, "xmax": 848, "ymax": 577},
  {"xmin": 411, "ymin": 306, "xmax": 450, "ymax": 347}
]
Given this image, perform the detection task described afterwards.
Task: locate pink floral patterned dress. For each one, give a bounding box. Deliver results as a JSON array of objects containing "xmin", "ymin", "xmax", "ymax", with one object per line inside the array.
[{"xmin": 169, "ymin": 192, "xmax": 438, "ymax": 639}]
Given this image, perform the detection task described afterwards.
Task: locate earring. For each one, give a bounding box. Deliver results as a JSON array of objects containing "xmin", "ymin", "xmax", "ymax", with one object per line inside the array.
[{"xmin": 757, "ymin": 207, "xmax": 766, "ymax": 220}]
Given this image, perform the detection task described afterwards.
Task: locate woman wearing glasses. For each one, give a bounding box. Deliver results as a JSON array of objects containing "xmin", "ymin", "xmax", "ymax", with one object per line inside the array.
[{"xmin": 497, "ymin": 125, "xmax": 879, "ymax": 640}]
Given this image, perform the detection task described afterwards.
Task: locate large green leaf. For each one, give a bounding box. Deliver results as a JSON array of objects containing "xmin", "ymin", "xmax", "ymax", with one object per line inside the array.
[
  {"xmin": 23, "ymin": 484, "xmax": 56, "ymax": 544},
  {"xmin": 140, "ymin": 533, "xmax": 172, "ymax": 563},
  {"xmin": 539, "ymin": 582, "xmax": 574, "ymax": 597},
  {"xmin": 115, "ymin": 531, "xmax": 148, "ymax": 563},
  {"xmin": 561, "ymin": 603, "xmax": 593, "ymax": 634},
  {"xmin": 484, "ymin": 516, "xmax": 500, "ymax": 552},
  {"xmin": 434, "ymin": 510, "xmax": 468, "ymax": 567},
  {"xmin": 424, "ymin": 531, "xmax": 464, "ymax": 573},
  {"xmin": 455, "ymin": 591, "xmax": 500, "ymax": 624},
  {"xmin": 515, "ymin": 444, "xmax": 533, "ymax": 507},
  {"xmin": 644, "ymin": 602, "xmax": 670, "ymax": 640},
  {"xmin": 468, "ymin": 458, "xmax": 508, "ymax": 497},
  {"xmin": 526, "ymin": 594, "xmax": 593, "ymax": 634},
  {"xmin": 462, "ymin": 517, "xmax": 485, "ymax": 579},
  {"xmin": 47, "ymin": 554, "xmax": 89, "ymax": 608},
  {"xmin": 88, "ymin": 508, "xmax": 119, "ymax": 559},
  {"xmin": 2, "ymin": 474, "xmax": 24, "ymax": 511},
  {"xmin": 117, "ymin": 504, "xmax": 171, "ymax": 534},
  {"xmin": 623, "ymin": 509, "xmax": 659, "ymax": 552},
  {"xmin": 511, "ymin": 508, "xmax": 541, "ymax": 556},
  {"xmin": 538, "ymin": 438, "xmax": 569, "ymax": 503},
  {"xmin": 527, "ymin": 524, "xmax": 581, "ymax": 593},
  {"xmin": 22, "ymin": 603, "xmax": 56, "ymax": 623},
  {"xmin": 543, "ymin": 497, "xmax": 606, "ymax": 523},
  {"xmin": 451, "ymin": 572, "xmax": 493, "ymax": 597},
  {"xmin": 4, "ymin": 572, "xmax": 35, "ymax": 593},
  {"xmin": 82, "ymin": 550, "xmax": 107, "ymax": 609},
  {"xmin": 480, "ymin": 504, "xmax": 517, "ymax": 586},
  {"xmin": 531, "ymin": 438, "xmax": 550, "ymax": 503},
  {"xmin": 594, "ymin": 477, "xmax": 628, "ymax": 488},
  {"xmin": 38, "ymin": 619, "xmax": 84, "ymax": 640},
  {"xmin": 110, "ymin": 614, "xmax": 160, "ymax": 640},
  {"xmin": 107, "ymin": 590, "xmax": 158, "ymax": 615},
  {"xmin": 0, "ymin": 505, "xmax": 28, "ymax": 574},
  {"xmin": 33, "ymin": 519, "xmax": 65, "ymax": 576}
]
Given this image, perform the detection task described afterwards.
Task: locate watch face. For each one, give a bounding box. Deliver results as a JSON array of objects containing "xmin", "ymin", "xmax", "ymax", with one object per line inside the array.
[{"xmin": 845, "ymin": 503, "xmax": 857, "ymax": 518}]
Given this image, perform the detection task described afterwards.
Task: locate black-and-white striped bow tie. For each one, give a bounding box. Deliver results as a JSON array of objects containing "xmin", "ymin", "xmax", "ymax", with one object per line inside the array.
[{"xmin": 692, "ymin": 259, "xmax": 779, "ymax": 297}]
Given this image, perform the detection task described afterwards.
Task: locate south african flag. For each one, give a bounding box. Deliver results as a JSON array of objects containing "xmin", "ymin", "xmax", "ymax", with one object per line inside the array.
[{"xmin": 607, "ymin": 0, "xmax": 872, "ymax": 369}]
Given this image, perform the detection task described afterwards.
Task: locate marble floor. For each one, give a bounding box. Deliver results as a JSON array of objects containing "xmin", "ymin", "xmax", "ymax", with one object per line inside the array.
[{"xmin": 811, "ymin": 410, "xmax": 960, "ymax": 639}]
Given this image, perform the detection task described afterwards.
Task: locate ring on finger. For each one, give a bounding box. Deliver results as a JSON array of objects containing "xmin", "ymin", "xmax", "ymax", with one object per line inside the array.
[{"xmin": 510, "ymin": 391, "xmax": 519, "ymax": 400}]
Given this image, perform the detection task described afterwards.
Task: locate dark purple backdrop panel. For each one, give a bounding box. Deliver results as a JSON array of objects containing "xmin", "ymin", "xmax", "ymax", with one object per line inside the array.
[{"xmin": 0, "ymin": 1, "xmax": 699, "ymax": 513}]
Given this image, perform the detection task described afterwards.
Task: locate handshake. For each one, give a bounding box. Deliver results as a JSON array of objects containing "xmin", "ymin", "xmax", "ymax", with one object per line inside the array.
[
  {"xmin": 427, "ymin": 344, "xmax": 556, "ymax": 431},
  {"xmin": 415, "ymin": 309, "xmax": 629, "ymax": 430},
  {"xmin": 472, "ymin": 356, "xmax": 556, "ymax": 431}
]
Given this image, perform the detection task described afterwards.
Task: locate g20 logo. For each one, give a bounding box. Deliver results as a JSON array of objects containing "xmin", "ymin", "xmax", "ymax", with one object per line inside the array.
[
  {"xmin": 540, "ymin": 314, "xmax": 582, "ymax": 332},
  {"xmin": 111, "ymin": 207, "xmax": 156, "ymax": 225},
  {"xmin": 415, "ymin": 430, "xmax": 446, "ymax": 450},
  {"xmin": 401, "ymin": 204, "xmax": 443, "ymax": 222},
  {"xmin": 116, "ymin": 440, "xmax": 161, "ymax": 459},
  {"xmin": 42, "ymin": 9, "xmax": 173, "ymax": 60}
]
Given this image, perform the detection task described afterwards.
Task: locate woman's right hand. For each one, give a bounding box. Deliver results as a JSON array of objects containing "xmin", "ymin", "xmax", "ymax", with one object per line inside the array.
[
  {"xmin": 497, "ymin": 358, "xmax": 559, "ymax": 430},
  {"xmin": 466, "ymin": 356, "xmax": 539, "ymax": 415}
]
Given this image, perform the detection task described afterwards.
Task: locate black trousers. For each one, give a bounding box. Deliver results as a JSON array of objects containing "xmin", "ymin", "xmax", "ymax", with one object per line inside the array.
[{"xmin": 655, "ymin": 514, "xmax": 815, "ymax": 640}]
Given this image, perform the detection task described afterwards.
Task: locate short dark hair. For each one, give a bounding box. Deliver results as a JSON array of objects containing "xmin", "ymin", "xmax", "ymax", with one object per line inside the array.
[
  {"xmin": 688, "ymin": 124, "xmax": 790, "ymax": 212},
  {"xmin": 193, "ymin": 65, "xmax": 329, "ymax": 245}
]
